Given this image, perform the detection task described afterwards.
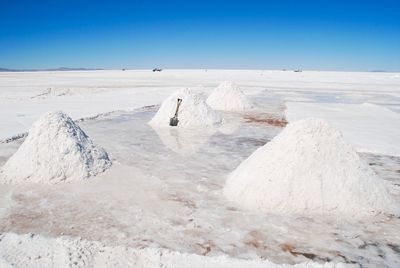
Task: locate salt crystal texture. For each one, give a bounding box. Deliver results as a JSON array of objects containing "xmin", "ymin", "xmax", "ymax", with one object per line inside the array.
[
  {"xmin": 206, "ymin": 81, "xmax": 253, "ymax": 111},
  {"xmin": 0, "ymin": 111, "xmax": 111, "ymax": 184},
  {"xmin": 223, "ymin": 118, "xmax": 398, "ymax": 217},
  {"xmin": 0, "ymin": 232, "xmax": 342, "ymax": 268},
  {"xmin": 149, "ymin": 88, "xmax": 221, "ymax": 128}
]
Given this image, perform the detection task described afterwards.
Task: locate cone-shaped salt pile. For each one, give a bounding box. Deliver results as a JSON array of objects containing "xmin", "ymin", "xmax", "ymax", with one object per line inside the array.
[
  {"xmin": 206, "ymin": 81, "xmax": 253, "ymax": 111},
  {"xmin": 223, "ymin": 118, "xmax": 398, "ymax": 217},
  {"xmin": 149, "ymin": 88, "xmax": 221, "ymax": 128},
  {"xmin": 0, "ymin": 111, "xmax": 111, "ymax": 184}
]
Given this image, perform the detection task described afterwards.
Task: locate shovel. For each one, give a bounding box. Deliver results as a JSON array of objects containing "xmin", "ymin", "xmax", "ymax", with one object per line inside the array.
[{"xmin": 169, "ymin": 98, "xmax": 182, "ymax": 126}]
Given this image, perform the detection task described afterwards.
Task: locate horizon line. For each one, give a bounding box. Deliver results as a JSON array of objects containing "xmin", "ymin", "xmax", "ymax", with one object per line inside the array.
[{"xmin": 1, "ymin": 67, "xmax": 399, "ymax": 73}]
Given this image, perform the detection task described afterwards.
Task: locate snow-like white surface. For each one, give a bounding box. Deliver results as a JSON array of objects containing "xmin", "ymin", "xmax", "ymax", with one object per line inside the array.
[
  {"xmin": 0, "ymin": 111, "xmax": 111, "ymax": 184},
  {"xmin": 149, "ymin": 88, "xmax": 221, "ymax": 128},
  {"xmin": 224, "ymin": 118, "xmax": 398, "ymax": 217},
  {"xmin": 1, "ymin": 69, "xmax": 399, "ymax": 140},
  {"xmin": 285, "ymin": 102, "xmax": 400, "ymax": 157},
  {"xmin": 0, "ymin": 107, "xmax": 398, "ymax": 267},
  {"xmin": 0, "ymin": 233, "xmax": 345, "ymax": 268},
  {"xmin": 206, "ymin": 81, "xmax": 253, "ymax": 111},
  {"xmin": 0, "ymin": 69, "xmax": 399, "ymax": 267}
]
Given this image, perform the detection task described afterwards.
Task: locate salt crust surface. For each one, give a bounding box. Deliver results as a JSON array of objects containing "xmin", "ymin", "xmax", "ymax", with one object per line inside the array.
[{"xmin": 0, "ymin": 233, "xmax": 347, "ymax": 268}]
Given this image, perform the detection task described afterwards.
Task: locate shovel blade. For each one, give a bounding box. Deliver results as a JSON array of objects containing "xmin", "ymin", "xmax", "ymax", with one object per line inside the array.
[{"xmin": 169, "ymin": 117, "xmax": 179, "ymax": 126}]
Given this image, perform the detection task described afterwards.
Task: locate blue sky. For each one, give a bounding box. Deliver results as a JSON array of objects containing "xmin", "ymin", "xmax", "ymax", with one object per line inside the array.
[{"xmin": 1, "ymin": 0, "xmax": 399, "ymax": 71}]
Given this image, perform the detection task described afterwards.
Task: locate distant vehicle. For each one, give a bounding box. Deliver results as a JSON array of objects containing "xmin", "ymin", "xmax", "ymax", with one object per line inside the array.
[
  {"xmin": 294, "ymin": 69, "xmax": 302, "ymax": 72},
  {"xmin": 153, "ymin": 68, "xmax": 162, "ymax": 72}
]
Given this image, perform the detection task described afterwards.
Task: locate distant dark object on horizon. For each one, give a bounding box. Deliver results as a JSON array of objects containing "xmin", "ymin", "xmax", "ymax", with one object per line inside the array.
[
  {"xmin": 153, "ymin": 68, "xmax": 162, "ymax": 72},
  {"xmin": 294, "ymin": 69, "xmax": 302, "ymax": 72},
  {"xmin": 370, "ymin": 70, "xmax": 388, "ymax": 73}
]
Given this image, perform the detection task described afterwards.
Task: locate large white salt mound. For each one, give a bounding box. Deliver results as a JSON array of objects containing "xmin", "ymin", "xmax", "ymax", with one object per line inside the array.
[
  {"xmin": 223, "ymin": 118, "xmax": 398, "ymax": 217},
  {"xmin": 149, "ymin": 88, "xmax": 221, "ymax": 128},
  {"xmin": 206, "ymin": 81, "xmax": 253, "ymax": 111},
  {"xmin": 0, "ymin": 111, "xmax": 111, "ymax": 184}
]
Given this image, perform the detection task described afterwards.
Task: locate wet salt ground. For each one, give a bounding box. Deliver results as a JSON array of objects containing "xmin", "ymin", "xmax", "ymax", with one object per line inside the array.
[
  {"xmin": 265, "ymin": 88, "xmax": 400, "ymax": 113},
  {"xmin": 0, "ymin": 108, "xmax": 399, "ymax": 267}
]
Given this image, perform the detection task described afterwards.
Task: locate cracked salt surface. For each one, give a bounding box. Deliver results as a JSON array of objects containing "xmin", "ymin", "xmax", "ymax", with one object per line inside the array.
[{"xmin": 0, "ymin": 106, "xmax": 399, "ymax": 267}]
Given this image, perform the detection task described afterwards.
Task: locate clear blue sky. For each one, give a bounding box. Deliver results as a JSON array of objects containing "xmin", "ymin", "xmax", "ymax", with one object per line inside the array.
[{"xmin": 1, "ymin": 0, "xmax": 399, "ymax": 71}]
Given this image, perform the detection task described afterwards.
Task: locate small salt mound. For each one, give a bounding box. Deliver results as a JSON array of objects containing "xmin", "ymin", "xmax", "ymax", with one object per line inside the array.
[
  {"xmin": 149, "ymin": 88, "xmax": 221, "ymax": 128},
  {"xmin": 223, "ymin": 118, "xmax": 398, "ymax": 217},
  {"xmin": 206, "ymin": 81, "xmax": 253, "ymax": 111},
  {"xmin": 0, "ymin": 111, "xmax": 111, "ymax": 184}
]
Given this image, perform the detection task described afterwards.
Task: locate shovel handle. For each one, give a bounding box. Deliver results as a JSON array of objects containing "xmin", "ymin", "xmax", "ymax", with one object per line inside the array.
[{"xmin": 174, "ymin": 98, "xmax": 182, "ymax": 116}]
